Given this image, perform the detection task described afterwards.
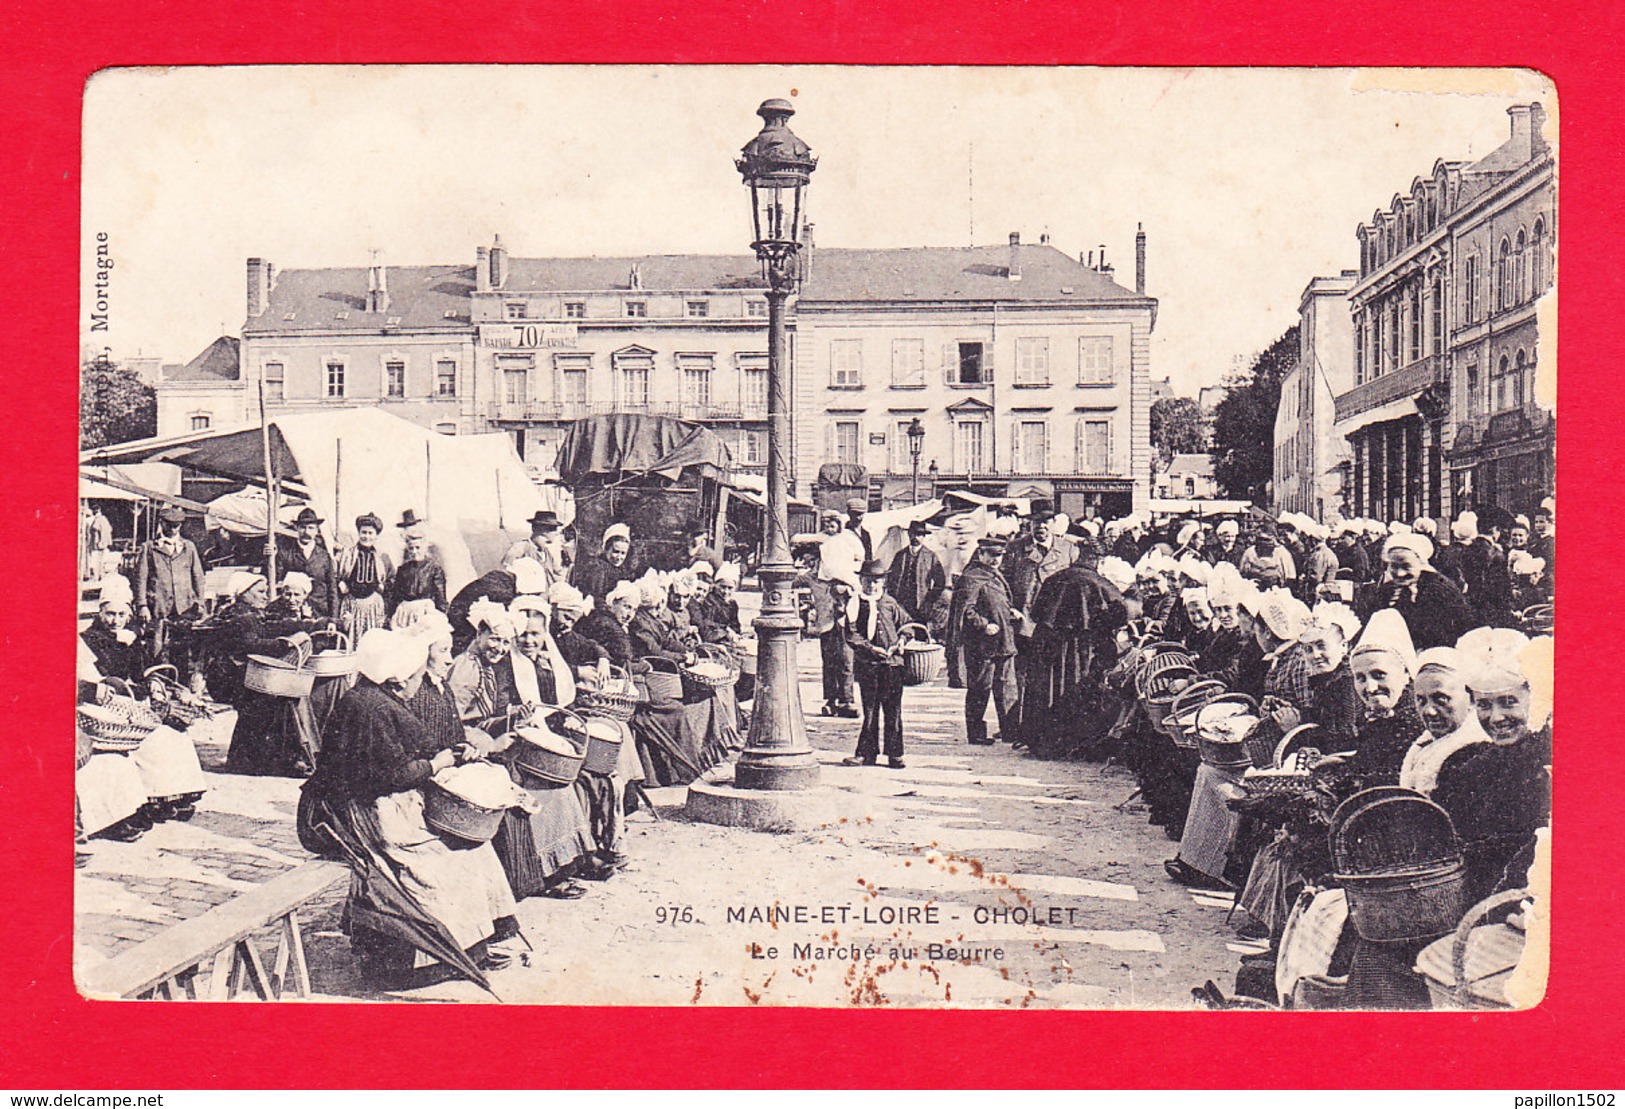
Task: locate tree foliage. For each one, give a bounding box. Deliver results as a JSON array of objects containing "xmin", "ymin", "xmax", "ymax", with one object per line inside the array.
[
  {"xmin": 1211, "ymin": 325, "xmax": 1299, "ymax": 502},
  {"xmin": 80, "ymin": 355, "xmax": 156, "ymax": 450},
  {"xmin": 1149, "ymin": 396, "xmax": 1207, "ymax": 464}
]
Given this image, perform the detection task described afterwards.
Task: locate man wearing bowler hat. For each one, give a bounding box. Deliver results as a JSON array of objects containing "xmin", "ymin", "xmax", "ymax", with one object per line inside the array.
[
  {"xmin": 276, "ymin": 506, "xmax": 338, "ymax": 618},
  {"xmin": 503, "ymin": 509, "xmax": 565, "ymax": 589},
  {"xmin": 842, "ymin": 558, "xmax": 912, "ymax": 768},
  {"xmin": 885, "ymin": 518, "xmax": 946, "ymax": 625},
  {"xmin": 134, "ymin": 504, "xmax": 206, "ymax": 669},
  {"xmin": 953, "ymin": 535, "xmax": 1019, "ymax": 746}
]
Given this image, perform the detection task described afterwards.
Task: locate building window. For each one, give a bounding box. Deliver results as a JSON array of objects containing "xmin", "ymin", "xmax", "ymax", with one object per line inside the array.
[
  {"xmin": 951, "ymin": 341, "xmax": 988, "ymax": 385},
  {"xmin": 1079, "ymin": 419, "xmax": 1111, "ymax": 473},
  {"xmin": 1514, "ymin": 349, "xmax": 1529, "ymax": 409},
  {"xmin": 956, "ymin": 420, "xmax": 985, "ymax": 472},
  {"xmin": 891, "ymin": 338, "xmax": 925, "ymax": 388},
  {"xmin": 892, "ymin": 420, "xmax": 923, "ymax": 472},
  {"xmin": 1494, "ymin": 354, "xmax": 1511, "ymax": 412},
  {"xmin": 1078, "ymin": 336, "xmax": 1113, "ymax": 385},
  {"xmin": 832, "ymin": 420, "xmax": 861, "ymax": 465},
  {"xmin": 1430, "ymin": 276, "xmax": 1444, "ymax": 357},
  {"xmin": 263, "ymin": 360, "xmax": 285, "ymax": 402},
  {"xmin": 1465, "ymin": 360, "xmax": 1480, "ymax": 418},
  {"xmin": 1016, "ymin": 419, "xmax": 1048, "ymax": 472},
  {"xmin": 505, "ymin": 302, "xmax": 526, "ymax": 321},
  {"xmin": 745, "ymin": 299, "xmax": 768, "ymax": 318},
  {"xmin": 385, "ymin": 359, "xmax": 406, "ymax": 399},
  {"xmin": 830, "ymin": 339, "xmax": 863, "ymax": 388},
  {"xmin": 1408, "ymin": 286, "xmax": 1422, "ymax": 364},
  {"xmin": 1496, "ymin": 237, "xmax": 1512, "ymax": 312},
  {"xmin": 1465, "ymin": 254, "xmax": 1480, "ymax": 323},
  {"xmin": 1514, "ymin": 228, "xmax": 1528, "ymax": 304},
  {"xmin": 742, "ymin": 430, "xmax": 766, "ymax": 466},
  {"xmin": 434, "ymin": 359, "xmax": 457, "ymax": 397},
  {"xmin": 1014, "ymin": 337, "xmax": 1050, "ymax": 386},
  {"xmin": 325, "ymin": 360, "xmax": 346, "ymax": 398},
  {"xmin": 504, "ymin": 368, "xmax": 528, "ymax": 406},
  {"xmin": 190, "ymin": 413, "xmax": 211, "ymax": 431},
  {"xmin": 554, "ymin": 353, "xmax": 591, "ymax": 405},
  {"xmin": 1370, "ymin": 312, "xmax": 1384, "ymax": 379},
  {"xmin": 1531, "ymin": 218, "xmax": 1546, "ymax": 292},
  {"xmin": 739, "ymin": 353, "xmax": 768, "ymax": 414},
  {"xmin": 685, "ymin": 300, "xmax": 709, "ymax": 318},
  {"xmin": 617, "ymin": 351, "xmax": 653, "ymax": 407},
  {"xmin": 679, "ymin": 354, "xmax": 714, "ymax": 408},
  {"xmin": 1354, "ymin": 323, "xmax": 1365, "ymax": 385},
  {"xmin": 625, "ymin": 301, "xmax": 647, "ymax": 318},
  {"xmin": 563, "ymin": 301, "xmax": 586, "ymax": 319}
]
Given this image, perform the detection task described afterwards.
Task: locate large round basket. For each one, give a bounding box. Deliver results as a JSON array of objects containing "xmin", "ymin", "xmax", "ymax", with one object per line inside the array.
[
  {"xmin": 1337, "ymin": 861, "xmax": 1471, "ymax": 943},
  {"xmin": 574, "ymin": 666, "xmax": 642, "ymax": 721},
  {"xmin": 639, "ymin": 657, "xmax": 684, "ymax": 704},
  {"xmin": 77, "ymin": 699, "xmax": 161, "ymax": 753},
  {"xmin": 1193, "ymin": 693, "xmax": 1260, "ymax": 770},
  {"xmin": 244, "ymin": 640, "xmax": 314, "ymax": 698},
  {"xmin": 303, "ymin": 630, "xmax": 357, "ymax": 678},
  {"xmin": 680, "ymin": 646, "xmax": 736, "ymax": 698},
  {"xmin": 510, "ymin": 707, "xmax": 589, "ymax": 788},
  {"xmin": 1415, "ymin": 889, "xmax": 1527, "ymax": 1010},
  {"xmin": 1164, "ymin": 679, "xmax": 1229, "ymax": 747},
  {"xmin": 422, "ymin": 782, "xmax": 507, "ymax": 844},
  {"xmin": 898, "ymin": 623, "xmax": 945, "ymax": 686},
  {"xmin": 581, "ymin": 716, "xmax": 629, "ymax": 776}
]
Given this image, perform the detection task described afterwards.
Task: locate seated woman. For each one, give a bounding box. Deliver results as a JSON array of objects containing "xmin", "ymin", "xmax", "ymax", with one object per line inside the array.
[
  {"xmin": 1398, "ymin": 647, "xmax": 1490, "ymax": 794},
  {"xmin": 1344, "ymin": 609, "xmax": 1424, "ymax": 786},
  {"xmin": 629, "ymin": 574, "xmax": 692, "ymax": 664},
  {"xmin": 452, "ymin": 601, "xmax": 595, "ymax": 903},
  {"xmin": 576, "ymin": 581, "xmax": 640, "ymax": 671},
  {"xmin": 221, "ymin": 572, "xmax": 318, "ymax": 777},
  {"xmin": 546, "ymin": 583, "xmax": 608, "ymax": 674},
  {"xmin": 303, "ymin": 628, "xmax": 520, "ymax": 982},
  {"xmin": 1434, "ymin": 627, "xmax": 1552, "ymax": 904},
  {"xmin": 76, "ymin": 640, "xmax": 153, "ymax": 843},
  {"xmin": 81, "ymin": 575, "xmax": 143, "ymax": 683},
  {"xmin": 264, "ymin": 571, "xmax": 325, "ymax": 633}
]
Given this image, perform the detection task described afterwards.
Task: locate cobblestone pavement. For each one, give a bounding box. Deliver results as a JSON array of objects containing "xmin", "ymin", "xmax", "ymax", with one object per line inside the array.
[{"xmin": 75, "ymin": 600, "xmax": 1256, "ymax": 1007}]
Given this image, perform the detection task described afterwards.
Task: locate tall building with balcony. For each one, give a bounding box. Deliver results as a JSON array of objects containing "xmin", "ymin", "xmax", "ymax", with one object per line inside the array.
[
  {"xmin": 1273, "ymin": 271, "xmax": 1358, "ymax": 520},
  {"xmin": 237, "ymin": 229, "xmax": 1158, "ymax": 513},
  {"xmin": 1335, "ymin": 102, "xmax": 1554, "ymax": 522}
]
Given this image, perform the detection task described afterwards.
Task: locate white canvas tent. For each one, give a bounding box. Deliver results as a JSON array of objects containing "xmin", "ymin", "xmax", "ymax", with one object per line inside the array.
[{"xmin": 81, "ymin": 409, "xmax": 544, "ymax": 593}]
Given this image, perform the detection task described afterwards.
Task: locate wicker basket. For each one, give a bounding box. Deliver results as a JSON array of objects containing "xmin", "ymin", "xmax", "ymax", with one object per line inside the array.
[
  {"xmin": 244, "ymin": 639, "xmax": 314, "ymax": 698},
  {"xmin": 303, "ymin": 630, "xmax": 357, "ymax": 678},
  {"xmin": 510, "ymin": 707, "xmax": 589, "ymax": 788},
  {"xmin": 143, "ymin": 665, "xmax": 218, "ymax": 729},
  {"xmin": 898, "ymin": 624, "xmax": 945, "ymax": 687},
  {"xmin": 1332, "ymin": 789, "xmax": 1461, "ymax": 874},
  {"xmin": 76, "ymin": 702, "xmax": 158, "ymax": 752},
  {"xmin": 422, "ymin": 781, "xmax": 507, "ymax": 843},
  {"xmin": 680, "ymin": 645, "xmax": 737, "ymax": 698},
  {"xmin": 639, "ymin": 657, "xmax": 684, "ymax": 703},
  {"xmin": 581, "ymin": 716, "xmax": 629, "ymax": 776},
  {"xmin": 1337, "ymin": 861, "xmax": 1471, "ymax": 943},
  {"xmin": 1415, "ymin": 889, "xmax": 1528, "ymax": 1010},
  {"xmin": 574, "ymin": 665, "xmax": 643, "ymax": 721},
  {"xmin": 1193, "ymin": 694, "xmax": 1259, "ymax": 769}
]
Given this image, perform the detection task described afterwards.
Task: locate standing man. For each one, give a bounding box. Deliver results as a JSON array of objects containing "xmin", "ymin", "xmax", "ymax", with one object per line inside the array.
[
  {"xmin": 277, "ymin": 506, "xmax": 338, "ymax": 618},
  {"xmin": 843, "ymin": 498, "xmax": 874, "ymax": 563},
  {"xmin": 885, "ymin": 519, "xmax": 946, "ymax": 624},
  {"xmin": 685, "ymin": 527, "xmax": 723, "ymax": 574},
  {"xmin": 1298, "ymin": 519, "xmax": 1340, "ymax": 602},
  {"xmin": 133, "ymin": 506, "xmax": 206, "ymax": 669},
  {"xmin": 953, "ymin": 536, "xmax": 1019, "ymax": 746},
  {"xmin": 503, "ymin": 510, "xmax": 566, "ymax": 588},
  {"xmin": 1001, "ymin": 499, "xmax": 1076, "ymax": 736},
  {"xmin": 1239, "ymin": 528, "xmax": 1297, "ymax": 591},
  {"xmin": 86, "ymin": 505, "xmax": 114, "ymax": 581},
  {"xmin": 1529, "ymin": 497, "xmax": 1555, "ymax": 564},
  {"xmin": 842, "ymin": 559, "xmax": 911, "ymax": 769}
]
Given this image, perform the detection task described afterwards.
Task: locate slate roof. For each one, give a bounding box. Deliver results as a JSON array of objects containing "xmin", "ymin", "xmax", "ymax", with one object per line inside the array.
[
  {"xmin": 162, "ymin": 335, "xmax": 241, "ymax": 382},
  {"xmin": 1165, "ymin": 452, "xmax": 1215, "ymax": 478},
  {"xmin": 247, "ymin": 244, "xmax": 1150, "ymax": 333}
]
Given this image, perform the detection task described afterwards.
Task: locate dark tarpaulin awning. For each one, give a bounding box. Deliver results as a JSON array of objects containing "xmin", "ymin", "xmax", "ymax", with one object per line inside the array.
[
  {"xmin": 553, "ymin": 414, "xmax": 732, "ymax": 484},
  {"xmin": 82, "ymin": 423, "xmax": 304, "ymax": 488}
]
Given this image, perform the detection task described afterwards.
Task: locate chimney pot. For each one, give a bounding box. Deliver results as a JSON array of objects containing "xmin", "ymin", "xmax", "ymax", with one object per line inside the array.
[
  {"xmin": 1009, "ymin": 231, "xmax": 1020, "ymax": 246},
  {"xmin": 489, "ymin": 235, "xmax": 508, "ymax": 290},
  {"xmin": 246, "ymin": 257, "xmax": 270, "ymax": 318},
  {"xmin": 1135, "ymin": 223, "xmax": 1147, "ymax": 295},
  {"xmin": 1086, "ymin": 250, "xmax": 1095, "ymax": 268},
  {"xmin": 476, "ymin": 246, "xmax": 490, "ymax": 293},
  {"xmin": 1008, "ymin": 233, "xmax": 1022, "ymax": 281}
]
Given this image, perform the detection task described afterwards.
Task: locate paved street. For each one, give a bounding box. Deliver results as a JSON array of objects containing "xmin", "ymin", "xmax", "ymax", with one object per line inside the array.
[{"xmin": 76, "ymin": 603, "xmax": 1262, "ymax": 1008}]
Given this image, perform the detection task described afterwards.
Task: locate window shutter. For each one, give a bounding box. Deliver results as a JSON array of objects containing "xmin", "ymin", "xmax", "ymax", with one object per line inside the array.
[
  {"xmin": 983, "ymin": 341, "xmax": 994, "ymax": 384},
  {"xmin": 943, "ymin": 343, "xmax": 956, "ymax": 385},
  {"xmin": 1010, "ymin": 418, "xmax": 1022, "ymax": 473},
  {"xmin": 1075, "ymin": 419, "xmax": 1085, "ymax": 472},
  {"xmin": 1106, "ymin": 419, "xmax": 1114, "ymax": 473}
]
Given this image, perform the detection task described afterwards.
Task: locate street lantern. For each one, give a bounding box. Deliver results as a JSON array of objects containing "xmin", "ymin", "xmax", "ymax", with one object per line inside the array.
[
  {"xmin": 732, "ymin": 99, "xmax": 820, "ymax": 792},
  {"xmin": 907, "ymin": 417, "xmax": 926, "ymax": 503}
]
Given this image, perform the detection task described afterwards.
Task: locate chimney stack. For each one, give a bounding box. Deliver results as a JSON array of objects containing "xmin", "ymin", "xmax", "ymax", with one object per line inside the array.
[
  {"xmin": 476, "ymin": 245, "xmax": 490, "ymax": 293},
  {"xmin": 246, "ymin": 257, "xmax": 271, "ymax": 317},
  {"xmin": 1135, "ymin": 222, "xmax": 1147, "ymax": 295},
  {"xmin": 366, "ymin": 251, "xmax": 390, "ymax": 314},
  {"xmin": 1039, "ymin": 231, "xmax": 1050, "ymax": 245},
  {"xmin": 802, "ymin": 221, "xmax": 815, "ymax": 282},
  {"xmin": 489, "ymin": 234, "xmax": 508, "ymax": 290},
  {"xmin": 628, "ymin": 263, "xmax": 642, "ymax": 290},
  {"xmin": 1506, "ymin": 104, "xmax": 1535, "ymax": 162},
  {"xmin": 1008, "ymin": 231, "xmax": 1021, "ymax": 281},
  {"xmin": 1085, "ymin": 250, "xmax": 1094, "ymax": 268}
]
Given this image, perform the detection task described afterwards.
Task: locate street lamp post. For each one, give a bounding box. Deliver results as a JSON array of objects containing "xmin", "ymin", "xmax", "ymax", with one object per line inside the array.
[
  {"xmin": 733, "ymin": 99, "xmax": 820, "ymax": 791},
  {"xmin": 907, "ymin": 417, "xmax": 925, "ymax": 504}
]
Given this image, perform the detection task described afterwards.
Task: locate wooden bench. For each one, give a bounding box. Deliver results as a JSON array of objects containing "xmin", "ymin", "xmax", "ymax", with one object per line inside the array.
[{"xmin": 79, "ymin": 859, "xmax": 347, "ymax": 1001}]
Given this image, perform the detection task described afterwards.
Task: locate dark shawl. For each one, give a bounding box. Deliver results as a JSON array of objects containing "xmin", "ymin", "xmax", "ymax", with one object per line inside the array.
[
  {"xmin": 1434, "ymin": 728, "xmax": 1551, "ymax": 901},
  {"xmin": 1361, "ymin": 570, "xmax": 1474, "ymax": 651},
  {"xmin": 81, "ymin": 623, "xmax": 143, "ymax": 684},
  {"xmin": 387, "ymin": 558, "xmax": 448, "ymax": 615},
  {"xmin": 308, "ymin": 681, "xmax": 439, "ymax": 802},
  {"xmin": 1350, "ymin": 691, "xmax": 1425, "ymax": 785},
  {"xmin": 447, "ymin": 569, "xmax": 518, "ymax": 654},
  {"xmin": 572, "ymin": 554, "xmax": 634, "ymax": 602},
  {"xmin": 576, "ymin": 608, "xmax": 634, "ymax": 669}
]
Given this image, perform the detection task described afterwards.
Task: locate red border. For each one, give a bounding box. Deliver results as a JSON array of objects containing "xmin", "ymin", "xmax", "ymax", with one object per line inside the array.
[{"xmin": 5, "ymin": 0, "xmax": 1621, "ymax": 1089}]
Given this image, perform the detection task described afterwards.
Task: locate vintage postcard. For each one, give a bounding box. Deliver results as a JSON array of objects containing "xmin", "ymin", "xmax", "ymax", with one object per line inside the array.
[{"xmin": 74, "ymin": 64, "xmax": 1554, "ymax": 1009}]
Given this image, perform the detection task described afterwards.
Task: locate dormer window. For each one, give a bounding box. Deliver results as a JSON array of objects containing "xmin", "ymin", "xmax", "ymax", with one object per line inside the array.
[
  {"xmin": 564, "ymin": 301, "xmax": 586, "ymax": 319},
  {"xmin": 686, "ymin": 300, "xmax": 710, "ymax": 318},
  {"xmin": 625, "ymin": 301, "xmax": 648, "ymax": 318},
  {"xmin": 505, "ymin": 302, "xmax": 526, "ymax": 321}
]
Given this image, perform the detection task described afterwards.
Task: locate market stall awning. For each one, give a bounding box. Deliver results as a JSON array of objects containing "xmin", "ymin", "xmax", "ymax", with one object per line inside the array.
[
  {"xmin": 554, "ymin": 414, "xmax": 732, "ymax": 484},
  {"xmin": 1332, "ymin": 396, "xmax": 1419, "ymax": 440}
]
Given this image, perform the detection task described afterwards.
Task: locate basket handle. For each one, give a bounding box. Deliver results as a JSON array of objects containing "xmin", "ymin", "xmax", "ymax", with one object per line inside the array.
[
  {"xmin": 143, "ymin": 663, "xmax": 180, "ymax": 685},
  {"xmin": 538, "ymin": 704, "xmax": 589, "ymax": 750},
  {"xmin": 1450, "ymin": 888, "xmax": 1529, "ymax": 1000},
  {"xmin": 310, "ymin": 628, "xmax": 350, "ymax": 651},
  {"xmin": 898, "ymin": 622, "xmax": 931, "ymax": 644},
  {"xmin": 278, "ymin": 636, "xmax": 314, "ymax": 668}
]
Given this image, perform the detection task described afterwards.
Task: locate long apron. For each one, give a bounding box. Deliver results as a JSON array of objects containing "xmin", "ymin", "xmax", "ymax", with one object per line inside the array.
[
  {"xmin": 76, "ymin": 753, "xmax": 148, "ymax": 835},
  {"xmin": 1176, "ymin": 762, "xmax": 1246, "ymax": 882},
  {"xmin": 129, "ymin": 724, "xmax": 209, "ymax": 800}
]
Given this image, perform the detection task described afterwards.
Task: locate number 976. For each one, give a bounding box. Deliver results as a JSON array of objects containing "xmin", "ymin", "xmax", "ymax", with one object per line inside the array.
[{"xmin": 655, "ymin": 905, "xmax": 695, "ymax": 925}]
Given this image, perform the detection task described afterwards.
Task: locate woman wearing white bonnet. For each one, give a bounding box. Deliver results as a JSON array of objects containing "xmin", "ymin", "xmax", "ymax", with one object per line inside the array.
[
  {"xmin": 1371, "ymin": 526, "xmax": 1473, "ymax": 649},
  {"xmin": 1343, "ymin": 608, "xmax": 1425, "ymax": 782},
  {"xmin": 1431, "ymin": 628, "xmax": 1552, "ymax": 903},
  {"xmin": 305, "ymin": 627, "xmax": 524, "ymax": 980},
  {"xmin": 1397, "ymin": 646, "xmax": 1489, "ymax": 794}
]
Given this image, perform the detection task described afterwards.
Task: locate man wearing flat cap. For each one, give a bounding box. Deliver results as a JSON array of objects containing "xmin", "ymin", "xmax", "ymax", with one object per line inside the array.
[
  {"xmin": 276, "ymin": 506, "xmax": 338, "ymax": 618},
  {"xmin": 951, "ymin": 536, "xmax": 1019, "ymax": 746}
]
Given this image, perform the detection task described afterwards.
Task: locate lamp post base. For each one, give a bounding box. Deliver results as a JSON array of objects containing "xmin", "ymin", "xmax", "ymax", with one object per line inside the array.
[{"xmin": 731, "ymin": 560, "xmax": 819, "ymax": 792}]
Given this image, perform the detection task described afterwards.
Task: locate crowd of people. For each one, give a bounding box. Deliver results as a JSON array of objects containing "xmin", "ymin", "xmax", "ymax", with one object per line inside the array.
[
  {"xmin": 76, "ymin": 500, "xmax": 752, "ymax": 987},
  {"xmin": 792, "ymin": 493, "xmax": 1552, "ymax": 1009},
  {"xmin": 76, "ymin": 482, "xmax": 1553, "ymax": 1004}
]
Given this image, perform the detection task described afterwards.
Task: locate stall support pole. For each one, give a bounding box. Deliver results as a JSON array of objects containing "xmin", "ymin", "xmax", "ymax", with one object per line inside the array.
[{"xmin": 260, "ymin": 381, "xmax": 277, "ymax": 593}]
